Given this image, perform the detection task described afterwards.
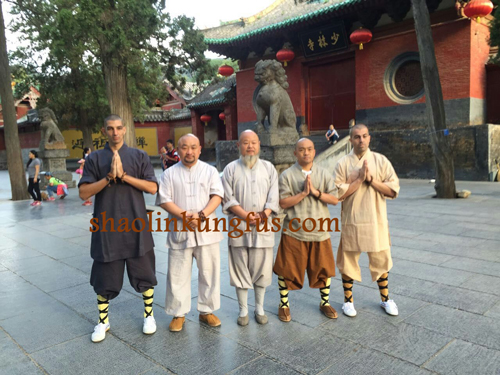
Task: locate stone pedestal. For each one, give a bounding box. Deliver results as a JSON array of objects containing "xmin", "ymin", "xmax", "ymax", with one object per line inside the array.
[
  {"xmin": 39, "ymin": 149, "xmax": 76, "ymax": 189},
  {"xmin": 258, "ymin": 127, "xmax": 299, "ymax": 174}
]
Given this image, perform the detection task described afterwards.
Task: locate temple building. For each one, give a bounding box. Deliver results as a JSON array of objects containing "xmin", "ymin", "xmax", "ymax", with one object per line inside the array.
[{"xmin": 202, "ymin": 0, "xmax": 500, "ymax": 180}]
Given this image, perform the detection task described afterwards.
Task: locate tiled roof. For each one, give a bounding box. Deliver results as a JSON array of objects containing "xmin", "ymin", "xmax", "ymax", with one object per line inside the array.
[
  {"xmin": 139, "ymin": 108, "xmax": 192, "ymax": 122},
  {"xmin": 204, "ymin": 0, "xmax": 367, "ymax": 45},
  {"xmin": 187, "ymin": 75, "xmax": 236, "ymax": 109}
]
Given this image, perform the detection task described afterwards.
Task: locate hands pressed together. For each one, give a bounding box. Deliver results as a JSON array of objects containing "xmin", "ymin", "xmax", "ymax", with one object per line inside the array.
[
  {"xmin": 302, "ymin": 175, "xmax": 321, "ymax": 199},
  {"xmin": 107, "ymin": 150, "xmax": 126, "ymax": 183}
]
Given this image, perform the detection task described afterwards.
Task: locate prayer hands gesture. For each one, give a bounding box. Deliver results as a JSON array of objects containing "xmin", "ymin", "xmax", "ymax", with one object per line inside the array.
[
  {"xmin": 108, "ymin": 150, "xmax": 125, "ymax": 182},
  {"xmin": 359, "ymin": 160, "xmax": 368, "ymax": 181},
  {"xmin": 303, "ymin": 175, "xmax": 311, "ymax": 196},
  {"xmin": 307, "ymin": 175, "xmax": 320, "ymax": 197}
]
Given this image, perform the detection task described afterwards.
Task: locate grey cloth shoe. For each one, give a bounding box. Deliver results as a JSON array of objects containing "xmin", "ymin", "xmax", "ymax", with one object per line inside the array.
[
  {"xmin": 237, "ymin": 315, "xmax": 249, "ymax": 326},
  {"xmin": 254, "ymin": 311, "xmax": 268, "ymax": 325}
]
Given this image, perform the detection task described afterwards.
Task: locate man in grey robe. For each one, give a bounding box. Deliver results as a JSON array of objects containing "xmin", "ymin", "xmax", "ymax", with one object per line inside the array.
[{"xmin": 222, "ymin": 130, "xmax": 279, "ymax": 325}]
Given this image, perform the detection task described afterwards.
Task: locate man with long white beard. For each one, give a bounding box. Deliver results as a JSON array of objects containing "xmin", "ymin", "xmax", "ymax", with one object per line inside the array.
[{"xmin": 222, "ymin": 130, "xmax": 279, "ymax": 325}]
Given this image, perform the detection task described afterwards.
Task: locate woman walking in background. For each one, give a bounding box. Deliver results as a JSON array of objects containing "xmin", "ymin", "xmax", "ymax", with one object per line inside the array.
[
  {"xmin": 27, "ymin": 150, "xmax": 42, "ymax": 206},
  {"xmin": 78, "ymin": 148, "xmax": 93, "ymax": 206}
]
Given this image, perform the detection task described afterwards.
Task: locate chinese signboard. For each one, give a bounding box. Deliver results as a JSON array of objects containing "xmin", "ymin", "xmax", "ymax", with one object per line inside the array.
[
  {"xmin": 300, "ymin": 21, "xmax": 348, "ymax": 58},
  {"xmin": 62, "ymin": 127, "xmax": 159, "ymax": 158}
]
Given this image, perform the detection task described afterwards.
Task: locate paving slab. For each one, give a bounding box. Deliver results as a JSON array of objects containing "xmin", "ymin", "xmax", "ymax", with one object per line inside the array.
[
  {"xmin": 321, "ymin": 347, "xmax": 432, "ymax": 375},
  {"xmin": 0, "ymin": 331, "xmax": 45, "ymax": 375},
  {"xmin": 228, "ymin": 356, "xmax": 302, "ymax": 375},
  {"xmin": 0, "ymin": 246, "xmax": 43, "ymax": 262},
  {"xmin": 440, "ymin": 256, "xmax": 500, "ymax": 278},
  {"xmin": 390, "ymin": 246, "xmax": 456, "ymax": 266},
  {"xmin": 458, "ymin": 273, "xmax": 500, "ymax": 297},
  {"xmin": 485, "ymin": 301, "xmax": 500, "ymax": 319},
  {"xmin": 1, "ymin": 300, "xmax": 94, "ymax": 353},
  {"xmin": 388, "ymin": 273, "xmax": 499, "ymax": 314},
  {"xmin": 404, "ymin": 304, "xmax": 500, "ymax": 350},
  {"xmin": 423, "ymin": 339, "xmax": 500, "ymax": 374},
  {"xmin": 31, "ymin": 335, "xmax": 157, "ymax": 375},
  {"xmin": 263, "ymin": 329, "xmax": 360, "ymax": 374}
]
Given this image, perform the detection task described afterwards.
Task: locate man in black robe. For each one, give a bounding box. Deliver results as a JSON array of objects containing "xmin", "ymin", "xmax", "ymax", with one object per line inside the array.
[{"xmin": 79, "ymin": 114, "xmax": 158, "ymax": 343}]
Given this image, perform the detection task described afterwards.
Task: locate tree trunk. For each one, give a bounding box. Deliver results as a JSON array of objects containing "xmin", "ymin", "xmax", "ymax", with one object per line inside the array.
[
  {"xmin": 411, "ymin": 0, "xmax": 456, "ymax": 198},
  {"xmin": 80, "ymin": 121, "xmax": 94, "ymax": 151},
  {"xmin": 102, "ymin": 59, "xmax": 136, "ymax": 148},
  {"xmin": 0, "ymin": 1, "xmax": 29, "ymax": 200}
]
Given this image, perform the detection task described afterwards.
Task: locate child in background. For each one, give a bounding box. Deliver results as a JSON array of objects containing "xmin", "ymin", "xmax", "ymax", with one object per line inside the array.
[
  {"xmin": 77, "ymin": 158, "xmax": 92, "ymax": 206},
  {"xmin": 45, "ymin": 172, "xmax": 68, "ymax": 200}
]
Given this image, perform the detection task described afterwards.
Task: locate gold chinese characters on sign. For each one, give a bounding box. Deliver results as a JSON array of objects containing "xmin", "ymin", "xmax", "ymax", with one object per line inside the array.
[{"xmin": 300, "ymin": 22, "xmax": 348, "ymax": 57}]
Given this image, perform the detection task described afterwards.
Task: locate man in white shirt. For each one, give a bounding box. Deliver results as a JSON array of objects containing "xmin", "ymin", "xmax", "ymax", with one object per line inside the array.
[
  {"xmin": 156, "ymin": 134, "xmax": 224, "ymax": 332},
  {"xmin": 222, "ymin": 130, "xmax": 279, "ymax": 326}
]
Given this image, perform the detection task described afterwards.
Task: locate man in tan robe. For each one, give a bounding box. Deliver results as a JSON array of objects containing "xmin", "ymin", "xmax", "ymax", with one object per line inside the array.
[
  {"xmin": 274, "ymin": 138, "xmax": 340, "ymax": 323},
  {"xmin": 334, "ymin": 124, "xmax": 400, "ymax": 317},
  {"xmin": 222, "ymin": 130, "xmax": 279, "ymax": 326}
]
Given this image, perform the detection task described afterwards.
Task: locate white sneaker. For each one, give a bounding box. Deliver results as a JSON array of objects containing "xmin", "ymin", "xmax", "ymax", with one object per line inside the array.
[
  {"xmin": 380, "ymin": 300, "xmax": 399, "ymax": 316},
  {"xmin": 342, "ymin": 302, "xmax": 357, "ymax": 317},
  {"xmin": 91, "ymin": 323, "xmax": 110, "ymax": 343},
  {"xmin": 143, "ymin": 316, "xmax": 157, "ymax": 335}
]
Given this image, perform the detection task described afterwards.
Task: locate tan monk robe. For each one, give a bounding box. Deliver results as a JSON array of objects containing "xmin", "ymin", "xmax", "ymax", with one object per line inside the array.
[{"xmin": 335, "ymin": 148, "xmax": 400, "ymax": 254}]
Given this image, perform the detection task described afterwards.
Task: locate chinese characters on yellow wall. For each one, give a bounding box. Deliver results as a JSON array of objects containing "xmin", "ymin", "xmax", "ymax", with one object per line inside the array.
[{"xmin": 62, "ymin": 128, "xmax": 159, "ymax": 158}]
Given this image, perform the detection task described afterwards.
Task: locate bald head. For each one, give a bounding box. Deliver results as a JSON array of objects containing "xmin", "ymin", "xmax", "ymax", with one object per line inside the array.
[
  {"xmin": 177, "ymin": 133, "xmax": 201, "ymax": 167},
  {"xmin": 238, "ymin": 129, "xmax": 260, "ymax": 159},
  {"xmin": 294, "ymin": 138, "xmax": 315, "ymax": 167},
  {"xmin": 178, "ymin": 133, "xmax": 200, "ymax": 148},
  {"xmin": 239, "ymin": 130, "xmax": 258, "ymax": 142},
  {"xmin": 349, "ymin": 124, "xmax": 368, "ymax": 138},
  {"xmin": 295, "ymin": 138, "xmax": 314, "ymax": 150}
]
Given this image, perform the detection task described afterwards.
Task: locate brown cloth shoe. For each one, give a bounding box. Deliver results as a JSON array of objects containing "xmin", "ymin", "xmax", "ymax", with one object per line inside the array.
[
  {"xmin": 169, "ymin": 316, "xmax": 185, "ymax": 332},
  {"xmin": 319, "ymin": 304, "xmax": 338, "ymax": 319},
  {"xmin": 278, "ymin": 307, "xmax": 291, "ymax": 322},
  {"xmin": 199, "ymin": 313, "xmax": 221, "ymax": 327}
]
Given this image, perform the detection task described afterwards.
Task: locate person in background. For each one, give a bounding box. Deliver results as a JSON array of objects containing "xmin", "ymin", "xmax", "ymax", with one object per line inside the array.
[
  {"xmin": 325, "ymin": 125, "xmax": 339, "ymax": 145},
  {"xmin": 78, "ymin": 148, "xmax": 93, "ymax": 206},
  {"xmin": 44, "ymin": 172, "xmax": 68, "ymax": 200},
  {"xmin": 160, "ymin": 139, "xmax": 180, "ymax": 171},
  {"xmin": 27, "ymin": 150, "xmax": 42, "ymax": 206}
]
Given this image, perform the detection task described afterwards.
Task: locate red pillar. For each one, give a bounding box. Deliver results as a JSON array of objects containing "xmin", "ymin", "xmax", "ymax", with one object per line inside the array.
[
  {"xmin": 190, "ymin": 109, "xmax": 205, "ymax": 147},
  {"xmin": 224, "ymin": 104, "xmax": 238, "ymax": 141}
]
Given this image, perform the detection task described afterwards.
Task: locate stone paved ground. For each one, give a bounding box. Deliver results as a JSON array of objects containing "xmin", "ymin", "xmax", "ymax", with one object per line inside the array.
[{"xmin": 1, "ymin": 170, "xmax": 500, "ymax": 375}]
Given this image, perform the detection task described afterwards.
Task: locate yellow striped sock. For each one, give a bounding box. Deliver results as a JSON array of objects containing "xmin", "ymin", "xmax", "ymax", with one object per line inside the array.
[
  {"xmin": 320, "ymin": 278, "xmax": 331, "ymax": 306},
  {"xmin": 278, "ymin": 276, "xmax": 289, "ymax": 308},
  {"xmin": 97, "ymin": 295, "xmax": 109, "ymax": 324},
  {"xmin": 142, "ymin": 288, "xmax": 154, "ymax": 318}
]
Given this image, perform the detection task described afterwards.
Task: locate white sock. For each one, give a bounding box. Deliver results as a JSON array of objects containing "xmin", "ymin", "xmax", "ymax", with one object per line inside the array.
[
  {"xmin": 254, "ymin": 285, "xmax": 266, "ymax": 316},
  {"xmin": 236, "ymin": 288, "xmax": 248, "ymax": 317}
]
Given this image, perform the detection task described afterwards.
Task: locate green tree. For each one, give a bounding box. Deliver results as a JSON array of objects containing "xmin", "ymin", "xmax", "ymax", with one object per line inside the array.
[
  {"xmin": 11, "ymin": 0, "xmax": 214, "ymax": 147},
  {"xmin": 0, "ymin": 0, "xmax": 29, "ymax": 200},
  {"xmin": 490, "ymin": 0, "xmax": 500, "ymax": 63}
]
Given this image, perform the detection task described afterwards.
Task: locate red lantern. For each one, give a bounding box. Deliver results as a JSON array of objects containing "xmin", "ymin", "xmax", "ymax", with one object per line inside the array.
[
  {"xmin": 218, "ymin": 65, "xmax": 234, "ymax": 77},
  {"xmin": 200, "ymin": 114, "xmax": 211, "ymax": 126},
  {"xmin": 276, "ymin": 49, "xmax": 295, "ymax": 67},
  {"xmin": 219, "ymin": 112, "xmax": 226, "ymax": 124},
  {"xmin": 350, "ymin": 28, "xmax": 372, "ymax": 50},
  {"xmin": 464, "ymin": 0, "xmax": 493, "ymax": 23}
]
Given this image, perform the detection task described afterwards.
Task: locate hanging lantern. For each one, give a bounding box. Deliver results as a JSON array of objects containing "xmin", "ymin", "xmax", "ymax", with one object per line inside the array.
[
  {"xmin": 218, "ymin": 64, "xmax": 234, "ymax": 77},
  {"xmin": 200, "ymin": 114, "xmax": 211, "ymax": 126},
  {"xmin": 350, "ymin": 28, "xmax": 372, "ymax": 50},
  {"xmin": 219, "ymin": 112, "xmax": 226, "ymax": 125},
  {"xmin": 464, "ymin": 0, "xmax": 493, "ymax": 23},
  {"xmin": 276, "ymin": 49, "xmax": 295, "ymax": 67}
]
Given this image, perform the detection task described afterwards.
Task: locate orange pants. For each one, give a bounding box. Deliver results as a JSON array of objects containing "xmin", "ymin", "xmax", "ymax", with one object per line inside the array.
[{"xmin": 273, "ymin": 234, "xmax": 336, "ymax": 290}]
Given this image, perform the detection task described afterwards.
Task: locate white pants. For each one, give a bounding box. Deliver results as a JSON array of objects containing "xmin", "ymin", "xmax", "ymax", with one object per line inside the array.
[
  {"xmin": 165, "ymin": 243, "xmax": 220, "ymax": 317},
  {"xmin": 228, "ymin": 246, "xmax": 274, "ymax": 289}
]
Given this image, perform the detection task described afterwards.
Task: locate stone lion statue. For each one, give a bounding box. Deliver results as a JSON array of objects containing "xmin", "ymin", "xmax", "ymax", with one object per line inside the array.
[
  {"xmin": 39, "ymin": 108, "xmax": 66, "ymax": 150},
  {"xmin": 253, "ymin": 60, "xmax": 296, "ymax": 132}
]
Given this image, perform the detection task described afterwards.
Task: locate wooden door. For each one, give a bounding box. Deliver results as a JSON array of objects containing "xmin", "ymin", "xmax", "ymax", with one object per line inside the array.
[{"xmin": 307, "ymin": 57, "xmax": 355, "ymax": 131}]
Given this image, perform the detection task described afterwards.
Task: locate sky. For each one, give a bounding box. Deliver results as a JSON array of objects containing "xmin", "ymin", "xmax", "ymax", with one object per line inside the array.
[{"xmin": 3, "ymin": 0, "xmax": 275, "ymax": 57}]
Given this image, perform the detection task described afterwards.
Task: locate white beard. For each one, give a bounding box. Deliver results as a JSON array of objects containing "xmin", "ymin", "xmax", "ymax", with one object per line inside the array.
[{"xmin": 240, "ymin": 154, "xmax": 259, "ymax": 168}]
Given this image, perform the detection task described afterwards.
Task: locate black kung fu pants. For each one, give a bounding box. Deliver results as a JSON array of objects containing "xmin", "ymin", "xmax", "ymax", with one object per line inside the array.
[{"xmin": 90, "ymin": 250, "xmax": 157, "ymax": 300}]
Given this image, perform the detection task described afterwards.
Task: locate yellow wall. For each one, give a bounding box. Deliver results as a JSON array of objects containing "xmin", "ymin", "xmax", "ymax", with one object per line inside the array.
[
  {"xmin": 174, "ymin": 127, "xmax": 192, "ymax": 146},
  {"xmin": 63, "ymin": 128, "xmax": 159, "ymax": 158}
]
